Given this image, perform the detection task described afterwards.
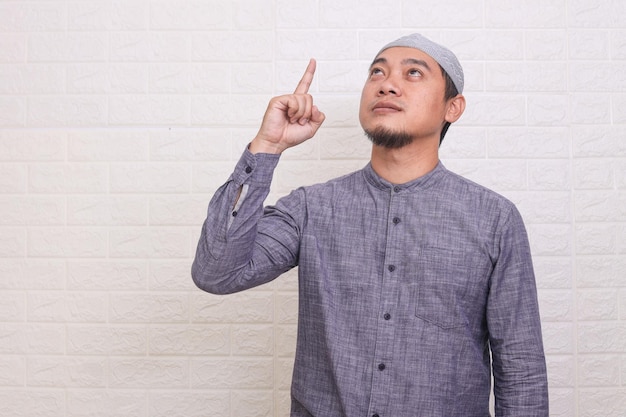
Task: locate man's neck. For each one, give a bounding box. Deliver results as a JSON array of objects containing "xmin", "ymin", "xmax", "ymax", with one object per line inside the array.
[{"xmin": 370, "ymin": 139, "xmax": 440, "ymax": 184}]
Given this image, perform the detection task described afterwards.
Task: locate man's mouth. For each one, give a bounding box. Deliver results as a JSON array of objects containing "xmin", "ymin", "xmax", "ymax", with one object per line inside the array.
[{"xmin": 372, "ymin": 101, "xmax": 402, "ymax": 112}]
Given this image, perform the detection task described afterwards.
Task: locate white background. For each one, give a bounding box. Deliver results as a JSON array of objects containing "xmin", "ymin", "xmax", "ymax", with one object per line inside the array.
[{"xmin": 0, "ymin": 0, "xmax": 625, "ymax": 416}]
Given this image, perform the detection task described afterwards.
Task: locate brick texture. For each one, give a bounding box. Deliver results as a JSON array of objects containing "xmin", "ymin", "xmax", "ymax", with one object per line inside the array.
[{"xmin": 0, "ymin": 1, "xmax": 624, "ymax": 416}]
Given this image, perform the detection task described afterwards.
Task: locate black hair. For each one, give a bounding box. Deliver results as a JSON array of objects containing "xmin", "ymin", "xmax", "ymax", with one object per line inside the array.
[{"xmin": 439, "ymin": 66, "xmax": 459, "ymax": 145}]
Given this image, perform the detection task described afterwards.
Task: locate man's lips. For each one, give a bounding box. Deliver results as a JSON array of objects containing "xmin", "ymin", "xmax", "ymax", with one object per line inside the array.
[{"xmin": 372, "ymin": 101, "xmax": 402, "ymax": 112}]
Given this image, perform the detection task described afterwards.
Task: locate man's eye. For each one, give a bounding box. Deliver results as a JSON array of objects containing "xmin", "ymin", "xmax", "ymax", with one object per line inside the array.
[
  {"xmin": 370, "ymin": 68, "xmax": 383, "ymax": 76},
  {"xmin": 408, "ymin": 69, "xmax": 422, "ymax": 77}
]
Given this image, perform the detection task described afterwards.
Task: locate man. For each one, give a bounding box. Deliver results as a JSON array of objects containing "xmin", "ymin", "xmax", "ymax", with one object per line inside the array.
[{"xmin": 192, "ymin": 33, "xmax": 549, "ymax": 417}]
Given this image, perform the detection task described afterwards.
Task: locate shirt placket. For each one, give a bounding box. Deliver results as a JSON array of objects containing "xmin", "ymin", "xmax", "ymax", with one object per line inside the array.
[{"xmin": 367, "ymin": 185, "xmax": 404, "ymax": 417}]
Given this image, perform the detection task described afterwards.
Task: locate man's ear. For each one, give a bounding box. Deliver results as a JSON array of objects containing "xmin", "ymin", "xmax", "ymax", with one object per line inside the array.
[{"xmin": 444, "ymin": 94, "xmax": 466, "ymax": 124}]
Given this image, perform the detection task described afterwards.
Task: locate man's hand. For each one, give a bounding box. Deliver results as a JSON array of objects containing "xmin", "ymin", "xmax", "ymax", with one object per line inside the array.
[{"xmin": 249, "ymin": 59, "xmax": 326, "ymax": 154}]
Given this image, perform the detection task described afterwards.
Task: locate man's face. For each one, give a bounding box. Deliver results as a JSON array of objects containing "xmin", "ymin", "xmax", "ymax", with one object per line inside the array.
[{"xmin": 359, "ymin": 46, "xmax": 450, "ymax": 148}]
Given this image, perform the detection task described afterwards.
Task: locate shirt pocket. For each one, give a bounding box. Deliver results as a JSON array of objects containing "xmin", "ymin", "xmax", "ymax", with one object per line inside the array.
[{"xmin": 414, "ymin": 247, "xmax": 489, "ymax": 330}]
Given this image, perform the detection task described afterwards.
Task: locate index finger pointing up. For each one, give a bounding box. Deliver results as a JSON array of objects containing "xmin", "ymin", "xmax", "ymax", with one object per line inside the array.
[{"xmin": 293, "ymin": 58, "xmax": 317, "ymax": 94}]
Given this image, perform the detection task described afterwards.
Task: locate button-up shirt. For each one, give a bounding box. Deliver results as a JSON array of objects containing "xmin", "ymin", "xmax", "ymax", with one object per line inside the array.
[{"xmin": 192, "ymin": 149, "xmax": 549, "ymax": 417}]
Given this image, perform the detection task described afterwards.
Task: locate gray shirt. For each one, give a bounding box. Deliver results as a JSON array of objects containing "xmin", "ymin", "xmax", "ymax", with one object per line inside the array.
[{"xmin": 192, "ymin": 149, "xmax": 549, "ymax": 417}]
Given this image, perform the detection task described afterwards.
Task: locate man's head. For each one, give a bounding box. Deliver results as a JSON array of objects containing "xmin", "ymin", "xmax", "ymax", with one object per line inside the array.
[{"xmin": 359, "ymin": 33, "xmax": 465, "ymax": 148}]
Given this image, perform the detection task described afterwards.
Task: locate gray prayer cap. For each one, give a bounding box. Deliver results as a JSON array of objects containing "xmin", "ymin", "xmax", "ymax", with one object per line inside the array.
[{"xmin": 376, "ymin": 33, "xmax": 464, "ymax": 94}]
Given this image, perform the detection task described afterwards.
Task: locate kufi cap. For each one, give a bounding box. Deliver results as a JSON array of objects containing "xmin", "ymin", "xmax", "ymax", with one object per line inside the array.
[{"xmin": 376, "ymin": 33, "xmax": 464, "ymax": 94}]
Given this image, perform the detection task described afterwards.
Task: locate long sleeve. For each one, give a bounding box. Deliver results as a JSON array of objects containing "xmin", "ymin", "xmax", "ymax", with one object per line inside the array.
[
  {"xmin": 191, "ymin": 148, "xmax": 298, "ymax": 294},
  {"xmin": 487, "ymin": 206, "xmax": 549, "ymax": 416}
]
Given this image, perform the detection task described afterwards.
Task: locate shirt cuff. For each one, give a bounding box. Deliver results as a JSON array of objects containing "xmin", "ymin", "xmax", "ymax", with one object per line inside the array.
[{"xmin": 231, "ymin": 145, "xmax": 281, "ymax": 187}]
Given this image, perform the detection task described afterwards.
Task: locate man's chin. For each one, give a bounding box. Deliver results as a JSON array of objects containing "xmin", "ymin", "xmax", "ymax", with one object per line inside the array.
[{"xmin": 364, "ymin": 126, "xmax": 413, "ymax": 149}]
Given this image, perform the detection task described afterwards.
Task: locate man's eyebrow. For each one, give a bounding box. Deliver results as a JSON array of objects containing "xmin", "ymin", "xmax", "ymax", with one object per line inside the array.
[
  {"xmin": 402, "ymin": 58, "xmax": 432, "ymax": 71},
  {"xmin": 369, "ymin": 57, "xmax": 387, "ymax": 68},
  {"xmin": 369, "ymin": 57, "xmax": 432, "ymax": 72}
]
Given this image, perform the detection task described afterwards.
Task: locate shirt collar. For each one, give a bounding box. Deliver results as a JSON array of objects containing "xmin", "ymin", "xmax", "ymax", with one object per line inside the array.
[{"xmin": 362, "ymin": 160, "xmax": 447, "ymax": 193}]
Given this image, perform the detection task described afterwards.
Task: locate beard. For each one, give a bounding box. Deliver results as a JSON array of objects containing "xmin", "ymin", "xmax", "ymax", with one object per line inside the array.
[{"xmin": 363, "ymin": 126, "xmax": 414, "ymax": 149}]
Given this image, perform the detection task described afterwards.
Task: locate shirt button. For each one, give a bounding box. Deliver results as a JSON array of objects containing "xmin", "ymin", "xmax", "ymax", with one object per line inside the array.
[
  {"xmin": 245, "ymin": 166, "xmax": 252, "ymax": 174},
  {"xmin": 378, "ymin": 363, "xmax": 386, "ymax": 371},
  {"xmin": 392, "ymin": 217, "xmax": 401, "ymax": 225},
  {"xmin": 393, "ymin": 186, "xmax": 400, "ymax": 193},
  {"xmin": 231, "ymin": 210, "xmax": 238, "ymax": 217},
  {"xmin": 373, "ymin": 414, "xmax": 380, "ymax": 417},
  {"xmin": 387, "ymin": 265, "xmax": 395, "ymax": 272},
  {"xmin": 383, "ymin": 313, "xmax": 391, "ymax": 320}
]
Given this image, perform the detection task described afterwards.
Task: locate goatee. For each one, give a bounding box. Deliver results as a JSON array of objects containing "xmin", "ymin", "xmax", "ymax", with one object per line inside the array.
[{"xmin": 364, "ymin": 126, "xmax": 413, "ymax": 149}]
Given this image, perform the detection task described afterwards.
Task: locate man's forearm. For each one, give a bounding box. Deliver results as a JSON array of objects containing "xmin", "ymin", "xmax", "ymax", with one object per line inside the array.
[{"xmin": 191, "ymin": 149, "xmax": 280, "ymax": 294}]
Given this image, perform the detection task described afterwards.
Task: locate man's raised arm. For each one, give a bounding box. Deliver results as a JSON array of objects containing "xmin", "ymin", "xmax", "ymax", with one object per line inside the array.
[{"xmin": 191, "ymin": 60, "xmax": 324, "ymax": 294}]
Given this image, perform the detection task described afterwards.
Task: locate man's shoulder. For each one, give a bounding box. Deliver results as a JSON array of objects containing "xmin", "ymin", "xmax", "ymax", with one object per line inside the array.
[
  {"xmin": 440, "ymin": 166, "xmax": 517, "ymax": 211},
  {"xmin": 300, "ymin": 166, "xmax": 366, "ymax": 193},
  {"xmin": 275, "ymin": 167, "xmax": 367, "ymax": 209}
]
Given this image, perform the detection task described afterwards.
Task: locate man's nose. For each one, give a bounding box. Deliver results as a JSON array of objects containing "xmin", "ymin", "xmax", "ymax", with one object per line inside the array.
[{"xmin": 378, "ymin": 76, "xmax": 400, "ymax": 96}]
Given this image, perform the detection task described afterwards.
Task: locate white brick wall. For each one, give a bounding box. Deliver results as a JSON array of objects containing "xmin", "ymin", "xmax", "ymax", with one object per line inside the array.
[{"xmin": 0, "ymin": 1, "xmax": 624, "ymax": 416}]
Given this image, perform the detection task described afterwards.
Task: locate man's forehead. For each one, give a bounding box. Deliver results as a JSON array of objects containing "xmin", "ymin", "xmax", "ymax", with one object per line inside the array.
[{"xmin": 372, "ymin": 47, "xmax": 437, "ymax": 69}]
